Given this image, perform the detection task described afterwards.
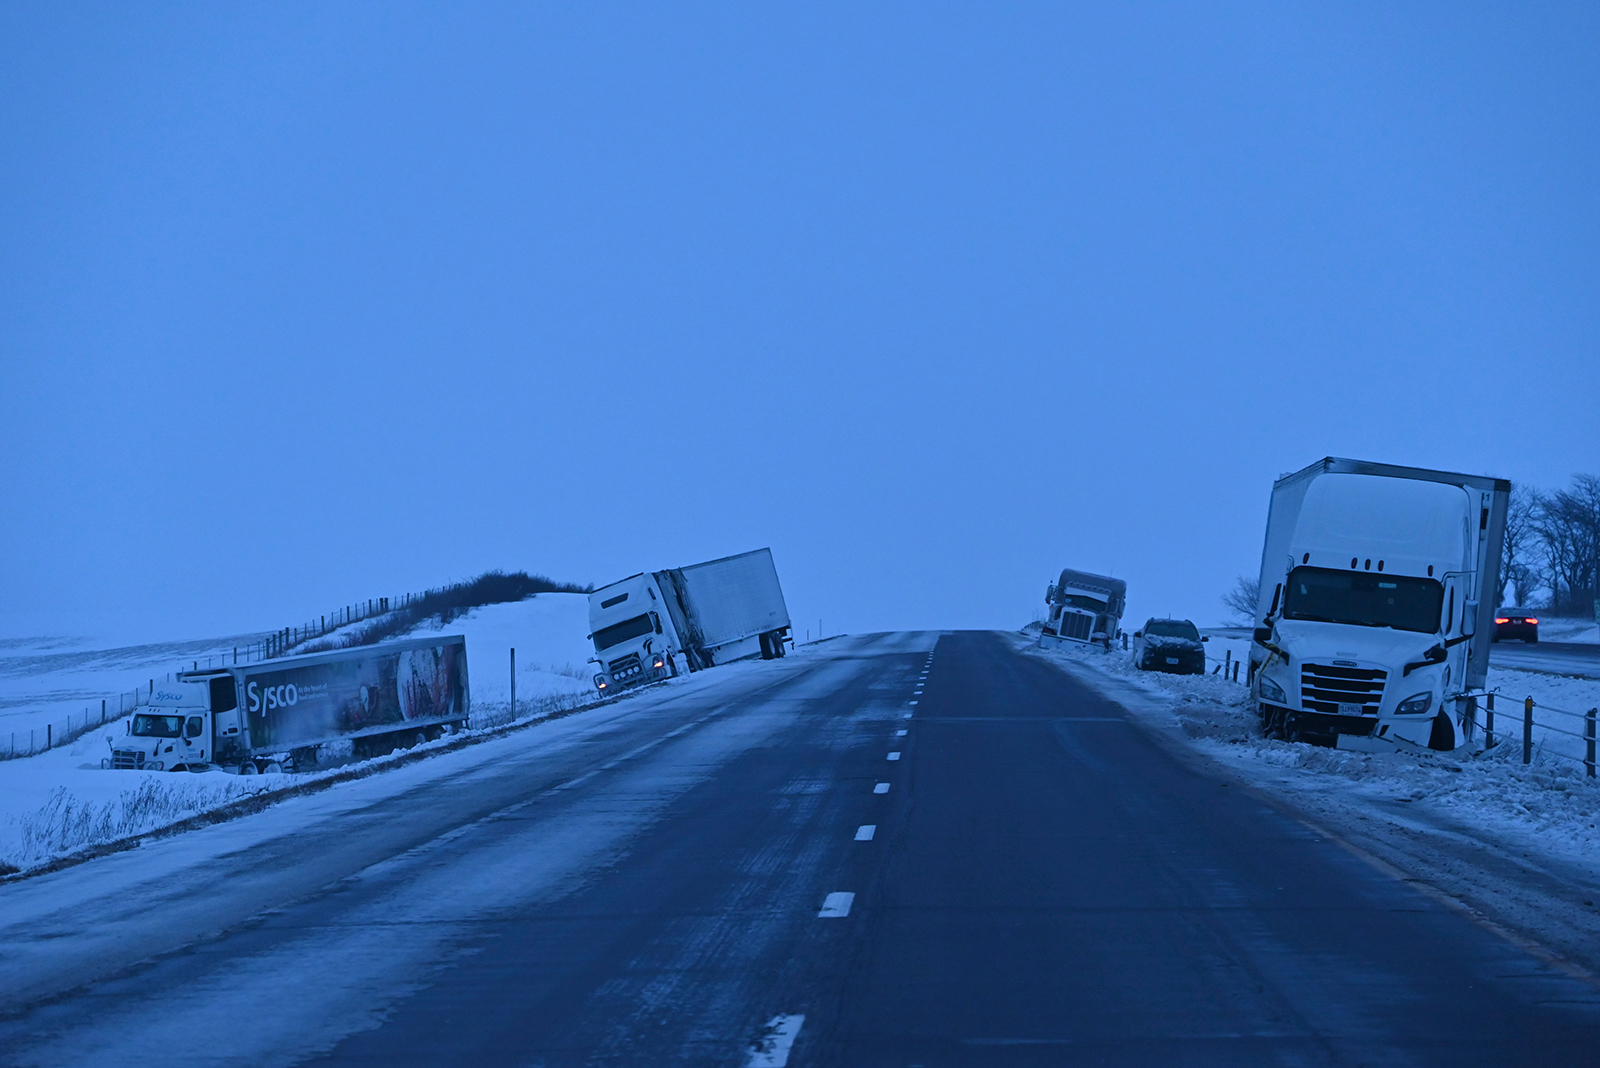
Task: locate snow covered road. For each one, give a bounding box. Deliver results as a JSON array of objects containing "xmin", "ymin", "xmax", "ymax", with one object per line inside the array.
[{"xmin": 2, "ymin": 631, "xmax": 1598, "ymax": 1067}]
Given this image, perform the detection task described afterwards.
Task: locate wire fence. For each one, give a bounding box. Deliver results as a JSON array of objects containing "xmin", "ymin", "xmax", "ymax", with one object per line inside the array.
[
  {"xmin": 3, "ymin": 689, "xmax": 145, "ymax": 761},
  {"xmin": 1478, "ymin": 692, "xmax": 1599, "ymax": 777}
]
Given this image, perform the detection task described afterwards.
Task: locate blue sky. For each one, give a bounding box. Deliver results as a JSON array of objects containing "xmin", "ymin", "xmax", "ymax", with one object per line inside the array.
[{"xmin": 2, "ymin": 3, "xmax": 1597, "ymax": 641}]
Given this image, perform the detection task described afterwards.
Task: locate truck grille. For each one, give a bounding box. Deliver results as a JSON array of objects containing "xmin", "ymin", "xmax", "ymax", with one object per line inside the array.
[
  {"xmin": 112, "ymin": 749, "xmax": 146, "ymax": 770},
  {"xmin": 608, "ymin": 653, "xmax": 643, "ymax": 679},
  {"xmin": 1059, "ymin": 613, "xmax": 1093, "ymax": 641},
  {"xmin": 1300, "ymin": 663, "xmax": 1386, "ymax": 716}
]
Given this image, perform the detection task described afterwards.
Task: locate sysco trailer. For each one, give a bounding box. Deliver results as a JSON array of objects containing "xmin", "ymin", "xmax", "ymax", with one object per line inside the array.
[
  {"xmin": 1248, "ymin": 457, "xmax": 1509, "ymax": 753},
  {"xmin": 105, "ymin": 636, "xmax": 469, "ymax": 774},
  {"xmin": 1039, "ymin": 569, "xmax": 1127, "ymax": 649},
  {"xmin": 588, "ymin": 548, "xmax": 792, "ymax": 693}
]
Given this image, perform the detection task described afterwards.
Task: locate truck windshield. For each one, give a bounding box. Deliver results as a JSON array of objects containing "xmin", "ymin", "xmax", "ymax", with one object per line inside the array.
[
  {"xmin": 593, "ymin": 614, "xmax": 654, "ymax": 651},
  {"xmin": 1056, "ymin": 594, "xmax": 1107, "ymax": 612},
  {"xmin": 1145, "ymin": 621, "xmax": 1199, "ymax": 640},
  {"xmin": 131, "ymin": 714, "xmax": 185, "ymax": 738},
  {"xmin": 1282, "ymin": 567, "xmax": 1443, "ymax": 634}
]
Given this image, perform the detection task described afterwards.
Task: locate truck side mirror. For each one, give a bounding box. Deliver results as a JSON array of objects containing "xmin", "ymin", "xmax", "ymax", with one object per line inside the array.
[
  {"xmin": 1200, "ymin": 636, "xmax": 1209, "ymax": 642},
  {"xmin": 1461, "ymin": 600, "xmax": 1478, "ymax": 638},
  {"xmin": 651, "ymin": 611, "xmax": 662, "ymax": 635},
  {"xmin": 1252, "ymin": 627, "xmax": 1272, "ymax": 643},
  {"xmin": 1132, "ymin": 631, "xmax": 1142, "ymax": 638}
]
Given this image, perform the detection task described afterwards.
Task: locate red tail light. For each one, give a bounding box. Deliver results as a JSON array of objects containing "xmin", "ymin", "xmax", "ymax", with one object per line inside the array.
[
  {"xmin": 1494, "ymin": 618, "xmax": 1509, "ymax": 624},
  {"xmin": 1525, "ymin": 618, "xmax": 1537, "ymax": 625}
]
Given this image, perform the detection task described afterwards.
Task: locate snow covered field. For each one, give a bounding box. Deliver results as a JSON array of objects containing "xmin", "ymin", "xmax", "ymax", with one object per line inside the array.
[
  {"xmin": 0, "ymin": 594, "xmax": 600, "ymax": 873},
  {"xmin": 1024, "ymin": 632, "xmax": 1600, "ymax": 870},
  {"xmin": 0, "ymin": 632, "xmax": 267, "ymax": 749}
]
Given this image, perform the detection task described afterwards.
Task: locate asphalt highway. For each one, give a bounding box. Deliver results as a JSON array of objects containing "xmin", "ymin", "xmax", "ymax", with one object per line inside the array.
[{"xmin": 1, "ymin": 631, "xmax": 1597, "ymax": 1067}]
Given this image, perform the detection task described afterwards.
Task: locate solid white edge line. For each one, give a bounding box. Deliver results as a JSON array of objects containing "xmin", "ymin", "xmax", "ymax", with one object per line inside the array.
[
  {"xmin": 747, "ymin": 1014, "xmax": 806, "ymax": 1067},
  {"xmin": 818, "ymin": 891, "xmax": 855, "ymax": 917}
]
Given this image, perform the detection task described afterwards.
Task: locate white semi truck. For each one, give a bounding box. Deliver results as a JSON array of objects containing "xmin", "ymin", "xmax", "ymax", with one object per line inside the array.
[
  {"xmin": 1248, "ymin": 458, "xmax": 1509, "ymax": 753},
  {"xmin": 588, "ymin": 548, "xmax": 791, "ymax": 694},
  {"xmin": 104, "ymin": 636, "xmax": 469, "ymax": 774},
  {"xmin": 1039, "ymin": 569, "xmax": 1127, "ymax": 650}
]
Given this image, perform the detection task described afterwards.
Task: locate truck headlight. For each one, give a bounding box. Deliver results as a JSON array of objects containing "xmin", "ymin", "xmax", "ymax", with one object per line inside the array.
[
  {"xmin": 594, "ymin": 674, "xmax": 608, "ymax": 690},
  {"xmin": 1395, "ymin": 692, "xmax": 1433, "ymax": 715},
  {"xmin": 1259, "ymin": 676, "xmax": 1288, "ymax": 705},
  {"xmin": 148, "ymin": 760, "xmax": 164, "ymax": 771}
]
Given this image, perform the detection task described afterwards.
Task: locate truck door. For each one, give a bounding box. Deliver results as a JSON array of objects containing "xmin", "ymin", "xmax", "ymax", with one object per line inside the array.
[
  {"xmin": 183, "ymin": 715, "xmax": 206, "ymax": 763},
  {"xmin": 209, "ymin": 676, "xmax": 242, "ymax": 761}
]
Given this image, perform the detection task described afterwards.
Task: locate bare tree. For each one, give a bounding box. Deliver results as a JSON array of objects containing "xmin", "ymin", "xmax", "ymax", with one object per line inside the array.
[
  {"xmin": 1531, "ymin": 474, "xmax": 1600, "ymax": 615},
  {"xmin": 1222, "ymin": 576, "xmax": 1259, "ymax": 624},
  {"xmin": 1497, "ymin": 486, "xmax": 1538, "ymax": 607}
]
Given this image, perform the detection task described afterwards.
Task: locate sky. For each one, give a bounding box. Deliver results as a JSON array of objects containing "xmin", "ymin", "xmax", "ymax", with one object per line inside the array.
[{"xmin": 2, "ymin": 2, "xmax": 1597, "ymax": 643}]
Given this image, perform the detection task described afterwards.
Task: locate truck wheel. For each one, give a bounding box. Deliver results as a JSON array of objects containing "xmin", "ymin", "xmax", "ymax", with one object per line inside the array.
[
  {"xmin": 1428, "ymin": 713, "xmax": 1456, "ymax": 751},
  {"xmin": 263, "ymin": 761, "xmax": 284, "ymax": 774},
  {"xmin": 239, "ymin": 762, "xmax": 258, "ymax": 775}
]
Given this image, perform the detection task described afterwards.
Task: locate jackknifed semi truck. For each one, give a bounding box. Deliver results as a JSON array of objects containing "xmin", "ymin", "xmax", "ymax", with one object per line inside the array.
[
  {"xmin": 1248, "ymin": 457, "xmax": 1508, "ymax": 753},
  {"xmin": 588, "ymin": 548, "xmax": 792, "ymax": 693},
  {"xmin": 1039, "ymin": 569, "xmax": 1127, "ymax": 649},
  {"xmin": 104, "ymin": 636, "xmax": 469, "ymax": 774}
]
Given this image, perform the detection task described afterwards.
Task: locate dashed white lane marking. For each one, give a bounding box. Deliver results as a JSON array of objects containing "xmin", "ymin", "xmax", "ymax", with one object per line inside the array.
[
  {"xmin": 887, "ymin": 751, "xmax": 901, "ymax": 761},
  {"xmin": 895, "ymin": 729, "xmax": 907, "ymax": 736},
  {"xmin": 818, "ymin": 892, "xmax": 855, "ymax": 918},
  {"xmin": 747, "ymin": 1014, "xmax": 805, "ymax": 1067},
  {"xmin": 902, "ymin": 712, "xmax": 913, "ymax": 719},
  {"xmin": 855, "ymin": 824, "xmax": 877, "ymax": 841},
  {"xmin": 909, "ymin": 700, "xmax": 918, "ymax": 705},
  {"xmin": 874, "ymin": 782, "xmax": 890, "ymax": 793}
]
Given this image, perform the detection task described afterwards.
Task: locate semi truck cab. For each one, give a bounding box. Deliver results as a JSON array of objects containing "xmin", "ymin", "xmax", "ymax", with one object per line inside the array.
[
  {"xmin": 1250, "ymin": 464, "xmax": 1506, "ymax": 753},
  {"xmin": 105, "ymin": 677, "xmax": 245, "ymax": 772},
  {"xmin": 588, "ymin": 574, "xmax": 680, "ymax": 693}
]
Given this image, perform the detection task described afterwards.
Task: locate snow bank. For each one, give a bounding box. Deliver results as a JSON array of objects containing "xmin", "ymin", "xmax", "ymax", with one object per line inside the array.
[{"xmin": 1025, "ymin": 633, "xmax": 1600, "ymax": 869}]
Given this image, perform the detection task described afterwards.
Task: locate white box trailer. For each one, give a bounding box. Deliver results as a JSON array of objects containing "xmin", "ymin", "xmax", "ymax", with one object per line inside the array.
[
  {"xmin": 1248, "ymin": 457, "xmax": 1508, "ymax": 753},
  {"xmin": 587, "ymin": 548, "xmax": 792, "ymax": 693},
  {"xmin": 104, "ymin": 636, "xmax": 470, "ymax": 774}
]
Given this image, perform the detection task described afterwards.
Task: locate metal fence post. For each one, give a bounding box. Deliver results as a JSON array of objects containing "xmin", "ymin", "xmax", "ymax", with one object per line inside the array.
[
  {"xmin": 1485, "ymin": 692, "xmax": 1495, "ymax": 749},
  {"xmin": 1586, "ymin": 707, "xmax": 1597, "ymax": 779},
  {"xmin": 510, "ymin": 647, "xmax": 517, "ymax": 720},
  {"xmin": 1523, "ymin": 697, "xmax": 1534, "ymax": 765}
]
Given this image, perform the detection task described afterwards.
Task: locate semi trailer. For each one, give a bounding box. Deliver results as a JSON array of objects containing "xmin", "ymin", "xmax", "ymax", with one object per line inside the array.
[
  {"xmin": 588, "ymin": 548, "xmax": 791, "ymax": 693},
  {"xmin": 104, "ymin": 635, "xmax": 469, "ymax": 774},
  {"xmin": 1248, "ymin": 457, "xmax": 1508, "ymax": 752},
  {"xmin": 1039, "ymin": 569, "xmax": 1126, "ymax": 649}
]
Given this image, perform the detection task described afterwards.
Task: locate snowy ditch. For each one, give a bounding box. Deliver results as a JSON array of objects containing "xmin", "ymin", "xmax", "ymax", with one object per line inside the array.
[{"xmin": 1023, "ymin": 632, "xmax": 1600, "ymax": 871}]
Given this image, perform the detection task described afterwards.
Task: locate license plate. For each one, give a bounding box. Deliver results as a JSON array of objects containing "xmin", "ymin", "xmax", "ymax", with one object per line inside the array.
[
  {"xmin": 1165, "ymin": 657, "xmax": 1180, "ymax": 665},
  {"xmin": 1337, "ymin": 702, "xmax": 1362, "ymax": 716}
]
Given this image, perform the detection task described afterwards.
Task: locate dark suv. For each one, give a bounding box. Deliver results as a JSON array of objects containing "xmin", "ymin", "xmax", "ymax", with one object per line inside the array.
[
  {"xmin": 1131, "ymin": 618, "xmax": 1208, "ymax": 674},
  {"xmin": 1492, "ymin": 609, "xmax": 1538, "ymax": 643}
]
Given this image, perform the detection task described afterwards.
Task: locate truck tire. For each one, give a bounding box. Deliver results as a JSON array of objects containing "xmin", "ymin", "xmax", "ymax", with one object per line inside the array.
[
  {"xmin": 239, "ymin": 762, "xmax": 258, "ymax": 775},
  {"xmin": 411, "ymin": 731, "xmax": 427, "ymax": 749},
  {"xmin": 264, "ymin": 761, "xmax": 284, "ymax": 774},
  {"xmin": 1428, "ymin": 713, "xmax": 1456, "ymax": 752}
]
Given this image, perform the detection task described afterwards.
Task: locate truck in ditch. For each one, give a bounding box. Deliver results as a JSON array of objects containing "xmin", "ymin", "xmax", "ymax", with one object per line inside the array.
[
  {"xmin": 1039, "ymin": 568, "xmax": 1127, "ymax": 649},
  {"xmin": 588, "ymin": 548, "xmax": 792, "ymax": 693},
  {"xmin": 1248, "ymin": 457, "xmax": 1509, "ymax": 753},
  {"xmin": 104, "ymin": 635, "xmax": 469, "ymax": 774}
]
